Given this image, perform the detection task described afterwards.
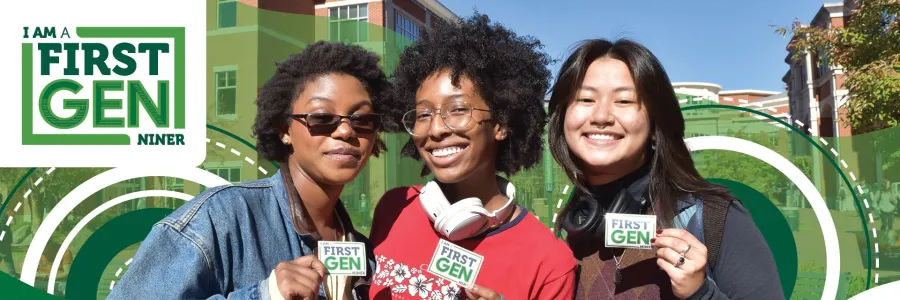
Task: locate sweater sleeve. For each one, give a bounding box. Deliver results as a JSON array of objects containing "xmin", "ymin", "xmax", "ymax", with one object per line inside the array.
[{"xmin": 687, "ymin": 203, "xmax": 785, "ymax": 300}]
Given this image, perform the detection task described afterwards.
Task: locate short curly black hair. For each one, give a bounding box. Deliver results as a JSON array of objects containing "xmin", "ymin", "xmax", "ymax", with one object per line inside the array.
[
  {"xmin": 252, "ymin": 41, "xmax": 395, "ymax": 163},
  {"xmin": 385, "ymin": 13, "xmax": 552, "ymax": 176}
]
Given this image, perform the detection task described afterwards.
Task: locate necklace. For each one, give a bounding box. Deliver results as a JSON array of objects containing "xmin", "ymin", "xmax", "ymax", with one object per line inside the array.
[{"xmin": 612, "ymin": 248, "xmax": 628, "ymax": 285}]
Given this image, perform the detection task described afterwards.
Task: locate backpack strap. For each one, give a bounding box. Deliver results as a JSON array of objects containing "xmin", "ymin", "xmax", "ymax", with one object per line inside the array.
[
  {"xmin": 673, "ymin": 199, "xmax": 710, "ymax": 277},
  {"xmin": 702, "ymin": 196, "xmax": 732, "ymax": 272},
  {"xmin": 673, "ymin": 195, "xmax": 732, "ymax": 277}
]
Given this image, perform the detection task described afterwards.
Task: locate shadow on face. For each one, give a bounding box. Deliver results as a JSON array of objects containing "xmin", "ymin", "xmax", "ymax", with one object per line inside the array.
[
  {"xmin": 409, "ymin": 70, "xmax": 506, "ymax": 184},
  {"xmin": 284, "ymin": 73, "xmax": 378, "ymax": 186}
]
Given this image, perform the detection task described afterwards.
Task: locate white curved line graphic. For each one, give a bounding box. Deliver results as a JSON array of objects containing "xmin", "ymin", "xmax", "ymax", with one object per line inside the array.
[
  {"xmin": 685, "ymin": 136, "xmax": 840, "ymax": 300},
  {"xmin": 46, "ymin": 190, "xmax": 193, "ymax": 294}
]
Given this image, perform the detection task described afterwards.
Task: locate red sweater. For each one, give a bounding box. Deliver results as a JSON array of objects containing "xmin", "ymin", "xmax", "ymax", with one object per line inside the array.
[{"xmin": 369, "ymin": 186, "xmax": 577, "ymax": 300}]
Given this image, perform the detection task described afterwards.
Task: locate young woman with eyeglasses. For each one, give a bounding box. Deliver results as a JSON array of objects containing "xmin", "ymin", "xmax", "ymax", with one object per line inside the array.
[
  {"xmin": 367, "ymin": 14, "xmax": 576, "ymax": 300},
  {"xmin": 109, "ymin": 41, "xmax": 392, "ymax": 300},
  {"xmin": 549, "ymin": 39, "xmax": 783, "ymax": 299}
]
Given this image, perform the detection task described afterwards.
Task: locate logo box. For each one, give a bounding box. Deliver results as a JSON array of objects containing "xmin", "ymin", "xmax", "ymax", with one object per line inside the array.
[{"xmin": 0, "ymin": 0, "xmax": 206, "ymax": 167}]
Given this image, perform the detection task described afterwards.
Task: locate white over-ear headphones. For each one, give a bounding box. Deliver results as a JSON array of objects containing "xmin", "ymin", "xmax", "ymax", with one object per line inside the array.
[{"xmin": 419, "ymin": 176, "xmax": 517, "ymax": 241}]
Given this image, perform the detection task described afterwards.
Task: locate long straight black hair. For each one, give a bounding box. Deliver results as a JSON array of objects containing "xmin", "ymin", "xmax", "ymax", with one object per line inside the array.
[{"xmin": 548, "ymin": 39, "xmax": 735, "ymax": 229}]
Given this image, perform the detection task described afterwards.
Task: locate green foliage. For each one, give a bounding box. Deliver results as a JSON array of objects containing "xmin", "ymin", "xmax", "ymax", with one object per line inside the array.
[
  {"xmin": 775, "ymin": 0, "xmax": 900, "ymax": 134},
  {"xmin": 695, "ymin": 131, "xmax": 789, "ymax": 205}
]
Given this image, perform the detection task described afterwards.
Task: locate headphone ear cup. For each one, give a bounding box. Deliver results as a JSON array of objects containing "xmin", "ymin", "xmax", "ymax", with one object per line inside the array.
[
  {"xmin": 562, "ymin": 198, "xmax": 604, "ymax": 239},
  {"xmin": 434, "ymin": 198, "xmax": 487, "ymax": 240},
  {"xmin": 419, "ymin": 184, "xmax": 452, "ymax": 222}
]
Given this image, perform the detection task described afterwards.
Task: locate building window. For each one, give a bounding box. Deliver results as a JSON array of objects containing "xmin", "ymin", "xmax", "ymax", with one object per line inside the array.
[
  {"xmin": 395, "ymin": 12, "xmax": 420, "ymax": 49},
  {"xmin": 218, "ymin": 0, "xmax": 237, "ymax": 29},
  {"xmin": 329, "ymin": 4, "xmax": 369, "ymax": 43},
  {"xmin": 167, "ymin": 178, "xmax": 185, "ymax": 193},
  {"xmin": 121, "ymin": 178, "xmax": 145, "ymax": 194},
  {"xmin": 817, "ymin": 51, "xmax": 829, "ymax": 79},
  {"xmin": 216, "ymin": 70, "xmax": 237, "ymax": 116},
  {"xmin": 209, "ymin": 167, "xmax": 241, "ymax": 183}
]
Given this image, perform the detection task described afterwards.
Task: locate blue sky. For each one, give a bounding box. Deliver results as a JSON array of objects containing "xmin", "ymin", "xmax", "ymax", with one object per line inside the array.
[{"xmin": 440, "ymin": 0, "xmax": 832, "ymax": 92}]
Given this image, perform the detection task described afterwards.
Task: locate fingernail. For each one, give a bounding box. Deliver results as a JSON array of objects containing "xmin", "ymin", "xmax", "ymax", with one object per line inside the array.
[
  {"xmin": 656, "ymin": 229, "xmax": 662, "ymax": 234},
  {"xmin": 650, "ymin": 238, "xmax": 656, "ymax": 243}
]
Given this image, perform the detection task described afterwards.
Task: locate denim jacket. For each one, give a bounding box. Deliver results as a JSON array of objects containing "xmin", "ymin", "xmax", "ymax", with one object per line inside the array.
[{"xmin": 107, "ymin": 170, "xmax": 375, "ymax": 300}]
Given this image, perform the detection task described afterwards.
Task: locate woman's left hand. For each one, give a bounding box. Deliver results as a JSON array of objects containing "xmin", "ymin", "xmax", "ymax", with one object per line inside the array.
[
  {"xmin": 464, "ymin": 284, "xmax": 503, "ymax": 300},
  {"xmin": 652, "ymin": 228, "xmax": 708, "ymax": 299}
]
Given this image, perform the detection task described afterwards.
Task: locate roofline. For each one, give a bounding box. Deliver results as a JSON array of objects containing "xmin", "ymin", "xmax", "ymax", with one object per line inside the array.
[
  {"xmin": 739, "ymin": 97, "xmax": 789, "ymax": 107},
  {"xmin": 671, "ymin": 82, "xmax": 723, "ymax": 90},
  {"xmin": 418, "ymin": 0, "xmax": 457, "ymax": 21},
  {"xmin": 719, "ymin": 89, "xmax": 780, "ymax": 96},
  {"xmin": 813, "ymin": 2, "xmax": 845, "ymax": 26}
]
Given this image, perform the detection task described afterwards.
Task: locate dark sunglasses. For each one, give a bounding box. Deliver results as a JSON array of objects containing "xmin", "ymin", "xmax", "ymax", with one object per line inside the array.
[{"xmin": 290, "ymin": 113, "xmax": 382, "ymax": 134}]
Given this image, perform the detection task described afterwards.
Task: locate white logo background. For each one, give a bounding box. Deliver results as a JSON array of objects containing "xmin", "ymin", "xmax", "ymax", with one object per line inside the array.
[{"xmin": 0, "ymin": 0, "xmax": 206, "ymax": 167}]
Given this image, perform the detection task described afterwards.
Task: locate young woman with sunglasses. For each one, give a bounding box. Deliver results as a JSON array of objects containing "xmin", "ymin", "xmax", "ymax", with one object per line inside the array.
[
  {"xmin": 109, "ymin": 41, "xmax": 392, "ymax": 300},
  {"xmin": 367, "ymin": 14, "xmax": 576, "ymax": 300},
  {"xmin": 549, "ymin": 39, "xmax": 783, "ymax": 299}
]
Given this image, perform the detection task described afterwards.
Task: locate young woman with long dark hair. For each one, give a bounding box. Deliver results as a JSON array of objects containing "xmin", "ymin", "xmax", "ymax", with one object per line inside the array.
[{"xmin": 549, "ymin": 39, "xmax": 783, "ymax": 299}]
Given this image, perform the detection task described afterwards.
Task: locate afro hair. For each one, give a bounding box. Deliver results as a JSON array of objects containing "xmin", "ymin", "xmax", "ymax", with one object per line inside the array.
[
  {"xmin": 252, "ymin": 41, "xmax": 396, "ymax": 163},
  {"xmin": 384, "ymin": 13, "xmax": 552, "ymax": 176}
]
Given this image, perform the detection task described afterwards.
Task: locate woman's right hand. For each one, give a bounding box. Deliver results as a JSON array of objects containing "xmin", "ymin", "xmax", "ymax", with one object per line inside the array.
[{"xmin": 273, "ymin": 255, "xmax": 327, "ymax": 300}]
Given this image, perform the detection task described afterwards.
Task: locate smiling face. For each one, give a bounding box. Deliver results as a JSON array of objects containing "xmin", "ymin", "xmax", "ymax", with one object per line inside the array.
[
  {"xmin": 563, "ymin": 57, "xmax": 651, "ymax": 184},
  {"xmin": 411, "ymin": 70, "xmax": 506, "ymax": 184},
  {"xmin": 284, "ymin": 73, "xmax": 377, "ymax": 186}
]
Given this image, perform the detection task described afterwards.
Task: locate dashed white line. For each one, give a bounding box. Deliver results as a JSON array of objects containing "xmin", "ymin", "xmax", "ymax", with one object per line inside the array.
[
  {"xmin": 125, "ymin": 258, "xmax": 134, "ymax": 265},
  {"xmin": 207, "ymin": 139, "xmax": 273, "ymax": 178},
  {"xmin": 850, "ymin": 172, "xmax": 857, "ymax": 181},
  {"xmin": 819, "ymin": 137, "xmax": 828, "ymax": 145},
  {"xmin": 830, "ymin": 148, "xmax": 839, "ymax": 156},
  {"xmin": 5, "ymin": 216, "xmax": 11, "ymax": 226},
  {"xmin": 115, "ymin": 268, "xmax": 123, "ymax": 277},
  {"xmin": 876, "ymin": 258, "xmax": 880, "ymax": 268},
  {"xmin": 13, "ymin": 202, "xmax": 22, "ymax": 212},
  {"xmin": 864, "ymin": 199, "xmax": 870, "ymax": 209},
  {"xmin": 562, "ymin": 185, "xmax": 569, "ymax": 194},
  {"xmin": 0, "ymin": 231, "xmax": 5, "ymax": 242},
  {"xmin": 556, "ymin": 199, "xmax": 563, "ymax": 209},
  {"xmin": 876, "ymin": 273, "xmax": 880, "ymax": 283},
  {"xmin": 794, "ymin": 120, "xmax": 805, "ymax": 127},
  {"xmin": 46, "ymin": 167, "xmax": 56, "ymax": 174},
  {"xmin": 869, "ymin": 213, "xmax": 874, "ymax": 223},
  {"xmin": 876, "ymin": 243, "xmax": 880, "ymax": 253},
  {"xmin": 552, "ymin": 213, "xmax": 558, "ymax": 223},
  {"xmin": 109, "ymin": 281, "xmax": 115, "ymax": 290},
  {"xmin": 858, "ymin": 185, "xmax": 865, "ymax": 194},
  {"xmin": 873, "ymin": 228, "xmax": 878, "ymax": 238},
  {"xmin": 841, "ymin": 160, "xmax": 848, "ymax": 168},
  {"xmin": 34, "ymin": 177, "xmax": 44, "ymax": 186},
  {"xmin": 23, "ymin": 189, "xmax": 32, "ymax": 198}
]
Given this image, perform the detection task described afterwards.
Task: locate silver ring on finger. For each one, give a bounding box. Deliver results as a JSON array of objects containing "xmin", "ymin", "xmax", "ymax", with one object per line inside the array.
[
  {"xmin": 674, "ymin": 254, "xmax": 686, "ymax": 268},
  {"xmin": 681, "ymin": 244, "xmax": 692, "ymax": 256}
]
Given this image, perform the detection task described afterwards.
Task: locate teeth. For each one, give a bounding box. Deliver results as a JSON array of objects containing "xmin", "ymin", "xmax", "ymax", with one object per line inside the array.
[
  {"xmin": 587, "ymin": 134, "xmax": 617, "ymax": 141},
  {"xmin": 432, "ymin": 146, "xmax": 463, "ymax": 157}
]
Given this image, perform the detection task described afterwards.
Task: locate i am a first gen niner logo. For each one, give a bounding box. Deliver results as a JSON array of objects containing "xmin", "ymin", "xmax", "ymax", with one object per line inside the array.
[{"xmin": 21, "ymin": 26, "xmax": 185, "ymax": 146}]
